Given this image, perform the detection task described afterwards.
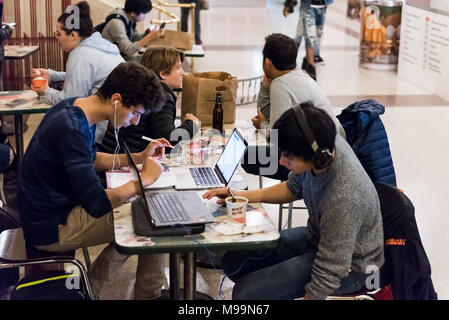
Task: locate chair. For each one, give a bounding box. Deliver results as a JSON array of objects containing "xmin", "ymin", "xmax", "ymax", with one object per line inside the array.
[
  {"xmin": 0, "ymin": 228, "xmax": 94, "ymax": 300},
  {"xmin": 320, "ymin": 183, "xmax": 436, "ymax": 301}
]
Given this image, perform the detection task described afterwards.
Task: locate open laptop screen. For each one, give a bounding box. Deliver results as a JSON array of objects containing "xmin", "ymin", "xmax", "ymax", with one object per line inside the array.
[
  {"xmin": 216, "ymin": 129, "xmax": 247, "ymax": 184},
  {"xmin": 123, "ymin": 142, "xmax": 156, "ymax": 226}
]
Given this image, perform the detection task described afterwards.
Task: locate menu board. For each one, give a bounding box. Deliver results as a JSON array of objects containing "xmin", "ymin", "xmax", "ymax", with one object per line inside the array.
[{"xmin": 398, "ymin": 0, "xmax": 449, "ymax": 101}]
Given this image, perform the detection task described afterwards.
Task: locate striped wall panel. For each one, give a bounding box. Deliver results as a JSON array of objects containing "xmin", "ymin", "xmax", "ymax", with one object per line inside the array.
[{"xmin": 2, "ymin": 0, "xmax": 71, "ymax": 90}]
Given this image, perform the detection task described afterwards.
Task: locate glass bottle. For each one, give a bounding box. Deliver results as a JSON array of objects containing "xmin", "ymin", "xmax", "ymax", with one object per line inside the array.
[{"xmin": 212, "ymin": 92, "xmax": 223, "ymax": 133}]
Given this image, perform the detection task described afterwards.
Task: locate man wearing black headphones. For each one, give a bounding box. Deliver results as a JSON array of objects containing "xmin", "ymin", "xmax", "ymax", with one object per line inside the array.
[{"xmin": 203, "ymin": 102, "xmax": 384, "ymax": 300}]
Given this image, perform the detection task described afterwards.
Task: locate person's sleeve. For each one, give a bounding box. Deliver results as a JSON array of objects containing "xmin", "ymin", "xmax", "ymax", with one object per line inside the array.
[
  {"xmin": 58, "ymin": 127, "xmax": 112, "ymax": 218},
  {"xmin": 286, "ymin": 171, "xmax": 304, "ymax": 200},
  {"xmin": 269, "ymin": 81, "xmax": 296, "ymax": 129},
  {"xmin": 44, "ymin": 55, "xmax": 95, "ymax": 105},
  {"xmin": 147, "ymin": 104, "xmax": 197, "ymax": 146},
  {"xmin": 48, "ymin": 69, "xmax": 66, "ymax": 83},
  {"xmin": 130, "ymin": 29, "xmax": 146, "ymax": 42},
  {"xmin": 105, "ymin": 19, "xmax": 142, "ymax": 57},
  {"xmin": 305, "ymin": 200, "xmax": 362, "ymax": 300},
  {"xmin": 0, "ymin": 26, "xmax": 13, "ymax": 41}
]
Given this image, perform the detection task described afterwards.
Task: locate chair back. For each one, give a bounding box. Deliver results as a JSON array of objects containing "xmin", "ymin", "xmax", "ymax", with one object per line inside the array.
[{"xmin": 375, "ymin": 183, "xmax": 437, "ymax": 300}]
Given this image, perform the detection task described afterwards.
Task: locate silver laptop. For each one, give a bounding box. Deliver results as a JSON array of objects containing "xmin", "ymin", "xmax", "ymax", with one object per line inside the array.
[
  {"xmin": 124, "ymin": 142, "xmax": 215, "ymax": 229},
  {"xmin": 173, "ymin": 129, "xmax": 248, "ymax": 190}
]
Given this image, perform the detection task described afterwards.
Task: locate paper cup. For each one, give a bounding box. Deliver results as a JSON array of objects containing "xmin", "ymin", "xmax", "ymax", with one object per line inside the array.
[
  {"xmin": 32, "ymin": 77, "xmax": 47, "ymax": 90},
  {"xmin": 225, "ymin": 196, "xmax": 248, "ymax": 219}
]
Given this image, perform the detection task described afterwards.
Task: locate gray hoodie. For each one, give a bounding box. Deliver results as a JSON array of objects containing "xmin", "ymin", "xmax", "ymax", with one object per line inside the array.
[
  {"xmin": 100, "ymin": 8, "xmax": 145, "ymax": 59},
  {"xmin": 45, "ymin": 32, "xmax": 124, "ymax": 105},
  {"xmin": 44, "ymin": 32, "xmax": 124, "ymax": 143}
]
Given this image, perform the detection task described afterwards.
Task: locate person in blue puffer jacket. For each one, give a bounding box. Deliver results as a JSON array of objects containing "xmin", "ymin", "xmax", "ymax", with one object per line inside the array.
[{"xmin": 337, "ymin": 99, "xmax": 397, "ymax": 186}]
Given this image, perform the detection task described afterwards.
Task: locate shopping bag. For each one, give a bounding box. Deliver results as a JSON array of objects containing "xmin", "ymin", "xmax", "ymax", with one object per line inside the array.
[
  {"xmin": 147, "ymin": 29, "xmax": 194, "ymax": 50},
  {"xmin": 181, "ymin": 72, "xmax": 238, "ymax": 126}
]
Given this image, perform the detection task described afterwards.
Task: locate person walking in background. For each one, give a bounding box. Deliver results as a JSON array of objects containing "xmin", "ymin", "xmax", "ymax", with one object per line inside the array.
[
  {"xmin": 178, "ymin": 0, "xmax": 202, "ymax": 45},
  {"xmin": 284, "ymin": 0, "xmax": 333, "ymax": 80}
]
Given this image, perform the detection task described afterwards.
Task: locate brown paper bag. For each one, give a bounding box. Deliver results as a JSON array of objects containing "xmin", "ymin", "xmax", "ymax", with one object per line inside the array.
[
  {"xmin": 181, "ymin": 72, "xmax": 238, "ymax": 126},
  {"xmin": 147, "ymin": 29, "xmax": 194, "ymax": 50}
]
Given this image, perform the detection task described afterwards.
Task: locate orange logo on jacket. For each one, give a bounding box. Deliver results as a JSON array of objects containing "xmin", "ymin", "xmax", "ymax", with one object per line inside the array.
[{"xmin": 385, "ymin": 238, "xmax": 406, "ymax": 246}]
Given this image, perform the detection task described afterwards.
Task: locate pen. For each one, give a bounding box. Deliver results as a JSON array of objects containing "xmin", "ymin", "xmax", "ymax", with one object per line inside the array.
[{"xmin": 142, "ymin": 136, "xmax": 174, "ymax": 148}]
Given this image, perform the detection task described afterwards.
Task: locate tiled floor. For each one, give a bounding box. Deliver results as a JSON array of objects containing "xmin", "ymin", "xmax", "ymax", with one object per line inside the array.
[{"xmin": 8, "ymin": 0, "xmax": 449, "ymax": 300}]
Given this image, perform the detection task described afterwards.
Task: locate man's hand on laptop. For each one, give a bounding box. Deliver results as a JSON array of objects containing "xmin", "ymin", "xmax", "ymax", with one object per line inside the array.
[
  {"xmin": 141, "ymin": 157, "xmax": 163, "ymax": 187},
  {"xmin": 140, "ymin": 138, "xmax": 172, "ymax": 161},
  {"xmin": 203, "ymin": 187, "xmax": 231, "ymax": 205}
]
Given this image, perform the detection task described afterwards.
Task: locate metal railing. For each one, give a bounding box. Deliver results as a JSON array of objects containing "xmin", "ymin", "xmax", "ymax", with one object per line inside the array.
[
  {"xmin": 151, "ymin": 0, "xmax": 196, "ymax": 35},
  {"xmin": 236, "ymin": 75, "xmax": 263, "ymax": 106}
]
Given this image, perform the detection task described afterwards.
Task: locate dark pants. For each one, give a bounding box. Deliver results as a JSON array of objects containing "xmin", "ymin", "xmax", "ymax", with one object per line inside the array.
[
  {"xmin": 179, "ymin": 0, "xmax": 202, "ymax": 44},
  {"xmin": 222, "ymin": 227, "xmax": 368, "ymax": 299}
]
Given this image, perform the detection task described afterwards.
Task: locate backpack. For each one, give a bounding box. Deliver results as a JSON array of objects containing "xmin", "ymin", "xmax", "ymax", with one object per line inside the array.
[
  {"xmin": 10, "ymin": 270, "xmax": 90, "ymax": 300},
  {"xmin": 94, "ymin": 14, "xmax": 136, "ymax": 40}
]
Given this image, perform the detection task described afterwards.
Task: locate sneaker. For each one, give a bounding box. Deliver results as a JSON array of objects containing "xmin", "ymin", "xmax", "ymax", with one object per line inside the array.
[
  {"xmin": 314, "ymin": 55, "xmax": 325, "ymax": 64},
  {"xmin": 301, "ymin": 57, "xmax": 308, "ymax": 70},
  {"xmin": 305, "ymin": 63, "xmax": 317, "ymax": 81}
]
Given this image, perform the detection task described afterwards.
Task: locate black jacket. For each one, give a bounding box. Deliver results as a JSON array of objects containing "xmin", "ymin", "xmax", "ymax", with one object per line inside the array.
[
  {"xmin": 0, "ymin": 25, "xmax": 13, "ymax": 63},
  {"xmin": 98, "ymin": 83, "xmax": 198, "ymax": 154},
  {"xmin": 375, "ymin": 183, "xmax": 437, "ymax": 300}
]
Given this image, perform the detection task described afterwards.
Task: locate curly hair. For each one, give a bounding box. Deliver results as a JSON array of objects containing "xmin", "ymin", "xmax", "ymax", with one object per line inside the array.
[{"xmin": 96, "ymin": 62, "xmax": 166, "ymax": 114}]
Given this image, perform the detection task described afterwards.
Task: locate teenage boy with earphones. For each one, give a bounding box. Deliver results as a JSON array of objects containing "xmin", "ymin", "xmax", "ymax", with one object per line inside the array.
[
  {"xmin": 203, "ymin": 102, "xmax": 384, "ymax": 300},
  {"xmin": 18, "ymin": 62, "xmax": 171, "ymax": 300}
]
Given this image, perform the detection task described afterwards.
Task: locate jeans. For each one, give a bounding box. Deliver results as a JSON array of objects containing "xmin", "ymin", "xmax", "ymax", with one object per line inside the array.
[
  {"xmin": 222, "ymin": 227, "xmax": 367, "ymax": 300},
  {"xmin": 296, "ymin": 6, "xmax": 327, "ymax": 53},
  {"xmin": 179, "ymin": 0, "xmax": 202, "ymax": 44}
]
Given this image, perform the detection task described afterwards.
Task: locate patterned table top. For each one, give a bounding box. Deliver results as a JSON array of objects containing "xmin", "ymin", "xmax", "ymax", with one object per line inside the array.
[
  {"xmin": 0, "ymin": 90, "xmax": 51, "ymax": 115},
  {"xmin": 4, "ymin": 45, "xmax": 40, "ymax": 59},
  {"xmin": 113, "ymin": 190, "xmax": 280, "ymax": 255}
]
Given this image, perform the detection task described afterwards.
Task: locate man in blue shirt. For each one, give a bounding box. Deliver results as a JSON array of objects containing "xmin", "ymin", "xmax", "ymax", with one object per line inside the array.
[{"xmin": 18, "ymin": 62, "xmax": 171, "ymax": 299}]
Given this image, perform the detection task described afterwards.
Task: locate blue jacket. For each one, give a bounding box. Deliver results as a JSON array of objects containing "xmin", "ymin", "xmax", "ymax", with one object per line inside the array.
[{"xmin": 337, "ymin": 99, "xmax": 397, "ymax": 186}]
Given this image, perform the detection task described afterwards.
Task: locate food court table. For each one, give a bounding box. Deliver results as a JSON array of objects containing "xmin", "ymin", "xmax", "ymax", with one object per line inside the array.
[
  {"xmin": 0, "ymin": 90, "xmax": 51, "ymax": 169},
  {"xmin": 113, "ymin": 188, "xmax": 279, "ymax": 300},
  {"xmin": 4, "ymin": 45, "xmax": 40, "ymax": 60}
]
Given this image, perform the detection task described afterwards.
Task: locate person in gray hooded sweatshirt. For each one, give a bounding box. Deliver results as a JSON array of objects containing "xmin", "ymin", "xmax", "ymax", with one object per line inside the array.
[
  {"xmin": 31, "ymin": 1, "xmax": 124, "ymax": 143},
  {"xmin": 100, "ymin": 0, "xmax": 163, "ymax": 61}
]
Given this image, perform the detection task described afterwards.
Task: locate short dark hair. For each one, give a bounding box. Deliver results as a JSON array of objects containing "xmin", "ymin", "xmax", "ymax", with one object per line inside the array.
[
  {"xmin": 262, "ymin": 33, "xmax": 298, "ymax": 71},
  {"xmin": 272, "ymin": 102, "xmax": 336, "ymax": 162},
  {"xmin": 125, "ymin": 0, "xmax": 152, "ymax": 15},
  {"xmin": 96, "ymin": 62, "xmax": 166, "ymax": 114},
  {"xmin": 58, "ymin": 1, "xmax": 93, "ymax": 38}
]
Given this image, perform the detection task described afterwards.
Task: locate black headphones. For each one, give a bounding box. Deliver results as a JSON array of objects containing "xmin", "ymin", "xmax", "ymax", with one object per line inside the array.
[{"xmin": 292, "ymin": 104, "xmax": 333, "ymax": 170}]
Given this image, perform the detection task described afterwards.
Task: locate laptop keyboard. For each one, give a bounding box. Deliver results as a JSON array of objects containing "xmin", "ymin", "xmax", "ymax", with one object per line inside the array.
[
  {"xmin": 147, "ymin": 193, "xmax": 189, "ymax": 223},
  {"xmin": 189, "ymin": 167, "xmax": 221, "ymax": 186}
]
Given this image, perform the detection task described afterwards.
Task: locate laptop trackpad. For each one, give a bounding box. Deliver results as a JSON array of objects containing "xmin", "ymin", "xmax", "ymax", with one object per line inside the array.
[
  {"xmin": 131, "ymin": 198, "xmax": 205, "ymax": 236},
  {"xmin": 177, "ymin": 191, "xmax": 215, "ymax": 224}
]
